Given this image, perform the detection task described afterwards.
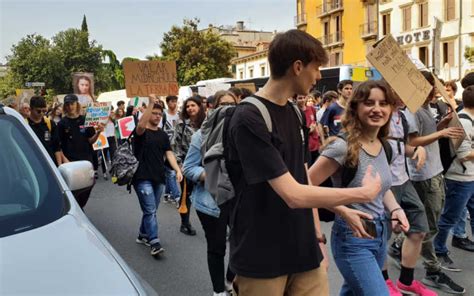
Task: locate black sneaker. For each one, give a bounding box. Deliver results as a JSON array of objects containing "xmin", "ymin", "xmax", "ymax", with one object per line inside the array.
[
  {"xmin": 136, "ymin": 236, "xmax": 151, "ymax": 247},
  {"xmin": 180, "ymin": 224, "xmax": 197, "ymax": 236},
  {"xmin": 437, "ymin": 253, "xmax": 462, "ymax": 272},
  {"xmin": 150, "ymin": 242, "xmax": 164, "ymax": 256},
  {"xmin": 163, "ymin": 194, "xmax": 170, "ymax": 203},
  {"xmin": 422, "ymin": 271, "xmax": 465, "ymax": 294},
  {"xmin": 452, "ymin": 236, "xmax": 474, "ymax": 252}
]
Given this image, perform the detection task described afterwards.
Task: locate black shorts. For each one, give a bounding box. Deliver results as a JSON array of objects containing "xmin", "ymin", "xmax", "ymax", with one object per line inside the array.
[{"xmin": 390, "ymin": 181, "xmax": 429, "ymax": 234}]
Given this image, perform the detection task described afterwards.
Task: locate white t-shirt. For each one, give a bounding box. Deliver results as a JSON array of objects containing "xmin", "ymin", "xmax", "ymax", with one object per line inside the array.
[
  {"xmin": 166, "ymin": 111, "xmax": 180, "ymax": 128},
  {"xmin": 316, "ymin": 107, "xmax": 326, "ymax": 123},
  {"xmin": 105, "ymin": 121, "xmax": 115, "ymax": 137}
]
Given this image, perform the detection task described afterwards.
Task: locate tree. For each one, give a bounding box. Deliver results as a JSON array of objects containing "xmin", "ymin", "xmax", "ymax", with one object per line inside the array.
[
  {"xmin": 95, "ymin": 49, "xmax": 125, "ymax": 92},
  {"xmin": 465, "ymin": 46, "xmax": 474, "ymax": 63},
  {"xmin": 6, "ymin": 34, "xmax": 68, "ymax": 92},
  {"xmin": 81, "ymin": 15, "xmax": 88, "ymax": 32},
  {"xmin": 160, "ymin": 18, "xmax": 236, "ymax": 85}
]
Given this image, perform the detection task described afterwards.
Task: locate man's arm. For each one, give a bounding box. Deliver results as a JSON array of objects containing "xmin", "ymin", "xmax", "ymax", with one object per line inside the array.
[
  {"xmin": 408, "ymin": 127, "xmax": 464, "ymax": 147},
  {"xmin": 166, "ymin": 150, "xmax": 183, "ymax": 182},
  {"xmin": 136, "ymin": 95, "xmax": 157, "ymax": 136}
]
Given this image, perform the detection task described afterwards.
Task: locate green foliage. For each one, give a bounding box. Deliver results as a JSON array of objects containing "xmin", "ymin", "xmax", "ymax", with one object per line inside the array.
[
  {"xmin": 0, "ymin": 71, "xmax": 17, "ymax": 100},
  {"xmin": 160, "ymin": 18, "xmax": 236, "ymax": 85},
  {"xmin": 81, "ymin": 15, "xmax": 88, "ymax": 32},
  {"xmin": 465, "ymin": 46, "xmax": 474, "ymax": 63}
]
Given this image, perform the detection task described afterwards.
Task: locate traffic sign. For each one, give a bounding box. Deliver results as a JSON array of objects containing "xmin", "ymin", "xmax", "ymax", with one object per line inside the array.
[{"xmin": 25, "ymin": 82, "xmax": 45, "ymax": 87}]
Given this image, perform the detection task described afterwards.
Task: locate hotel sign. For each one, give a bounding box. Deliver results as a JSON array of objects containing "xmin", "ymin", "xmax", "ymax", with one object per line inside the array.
[{"xmin": 396, "ymin": 29, "xmax": 431, "ymax": 46}]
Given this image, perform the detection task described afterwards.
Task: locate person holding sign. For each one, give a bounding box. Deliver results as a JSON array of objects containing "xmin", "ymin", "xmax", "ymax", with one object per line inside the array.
[
  {"xmin": 55, "ymin": 94, "xmax": 103, "ymax": 209},
  {"xmin": 132, "ymin": 94, "xmax": 182, "ymax": 257},
  {"xmin": 402, "ymin": 72, "xmax": 465, "ymax": 294}
]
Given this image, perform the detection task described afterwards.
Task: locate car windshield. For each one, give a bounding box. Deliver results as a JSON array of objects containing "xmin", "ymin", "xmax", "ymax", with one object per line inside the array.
[{"xmin": 0, "ymin": 115, "xmax": 66, "ymax": 238}]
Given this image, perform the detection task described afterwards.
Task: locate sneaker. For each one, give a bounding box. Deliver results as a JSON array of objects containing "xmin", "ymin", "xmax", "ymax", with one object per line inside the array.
[
  {"xmin": 103, "ymin": 173, "xmax": 108, "ymax": 180},
  {"xmin": 437, "ymin": 253, "xmax": 462, "ymax": 272},
  {"xmin": 422, "ymin": 271, "xmax": 465, "ymax": 294},
  {"xmin": 94, "ymin": 171, "xmax": 98, "ymax": 179},
  {"xmin": 150, "ymin": 242, "xmax": 164, "ymax": 256},
  {"xmin": 451, "ymin": 236, "xmax": 474, "ymax": 252},
  {"xmin": 163, "ymin": 194, "xmax": 170, "ymax": 203},
  {"xmin": 397, "ymin": 280, "xmax": 438, "ymax": 296},
  {"xmin": 386, "ymin": 279, "xmax": 402, "ymax": 296},
  {"xmin": 180, "ymin": 224, "xmax": 197, "ymax": 236},
  {"xmin": 135, "ymin": 236, "xmax": 151, "ymax": 247}
]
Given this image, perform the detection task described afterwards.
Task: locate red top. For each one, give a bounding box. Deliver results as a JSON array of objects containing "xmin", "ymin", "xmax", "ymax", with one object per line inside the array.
[{"xmin": 304, "ymin": 107, "xmax": 320, "ymax": 152}]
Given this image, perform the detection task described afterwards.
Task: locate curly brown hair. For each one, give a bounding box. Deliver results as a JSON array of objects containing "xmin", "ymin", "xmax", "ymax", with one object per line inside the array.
[{"xmin": 341, "ymin": 80, "xmax": 396, "ymax": 167}]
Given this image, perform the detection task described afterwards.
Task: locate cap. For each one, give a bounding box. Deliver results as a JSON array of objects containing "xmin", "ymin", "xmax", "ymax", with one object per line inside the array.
[{"xmin": 64, "ymin": 94, "xmax": 78, "ymax": 104}]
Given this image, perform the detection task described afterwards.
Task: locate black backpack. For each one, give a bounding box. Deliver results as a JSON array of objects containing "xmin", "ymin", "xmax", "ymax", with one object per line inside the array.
[
  {"xmin": 318, "ymin": 133, "xmax": 393, "ymax": 222},
  {"xmin": 440, "ymin": 113, "xmax": 471, "ymax": 174}
]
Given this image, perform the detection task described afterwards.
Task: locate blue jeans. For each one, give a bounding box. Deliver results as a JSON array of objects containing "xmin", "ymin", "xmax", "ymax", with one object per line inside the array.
[
  {"xmin": 134, "ymin": 180, "xmax": 165, "ymax": 245},
  {"xmin": 452, "ymin": 208, "xmax": 467, "ymax": 238},
  {"xmin": 165, "ymin": 167, "xmax": 181, "ymax": 200},
  {"xmin": 434, "ymin": 179, "xmax": 474, "ymax": 255},
  {"xmin": 331, "ymin": 216, "xmax": 389, "ymax": 296}
]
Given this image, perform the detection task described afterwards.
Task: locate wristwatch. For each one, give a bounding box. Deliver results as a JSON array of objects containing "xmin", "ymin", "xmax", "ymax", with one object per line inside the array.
[{"xmin": 317, "ymin": 233, "xmax": 327, "ymax": 244}]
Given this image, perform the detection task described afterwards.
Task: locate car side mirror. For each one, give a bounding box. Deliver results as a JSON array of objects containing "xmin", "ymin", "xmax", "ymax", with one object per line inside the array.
[{"xmin": 58, "ymin": 161, "xmax": 95, "ymax": 191}]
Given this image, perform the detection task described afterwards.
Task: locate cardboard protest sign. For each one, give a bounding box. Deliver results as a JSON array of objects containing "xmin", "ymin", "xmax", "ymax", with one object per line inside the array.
[
  {"xmin": 433, "ymin": 75, "xmax": 466, "ymax": 150},
  {"xmin": 366, "ymin": 35, "xmax": 432, "ymax": 113},
  {"xmin": 197, "ymin": 83, "xmax": 231, "ymax": 98},
  {"xmin": 84, "ymin": 102, "xmax": 111, "ymax": 127},
  {"xmin": 234, "ymin": 83, "xmax": 256, "ymax": 93},
  {"xmin": 92, "ymin": 132, "xmax": 109, "ymax": 151},
  {"xmin": 123, "ymin": 60, "xmax": 179, "ymax": 97},
  {"xmin": 129, "ymin": 97, "xmax": 149, "ymax": 107},
  {"xmin": 118, "ymin": 116, "xmax": 136, "ymax": 139}
]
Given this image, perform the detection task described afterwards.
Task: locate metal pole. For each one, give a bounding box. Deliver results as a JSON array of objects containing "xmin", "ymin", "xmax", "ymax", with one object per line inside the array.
[{"xmin": 458, "ymin": 0, "xmax": 463, "ymax": 79}]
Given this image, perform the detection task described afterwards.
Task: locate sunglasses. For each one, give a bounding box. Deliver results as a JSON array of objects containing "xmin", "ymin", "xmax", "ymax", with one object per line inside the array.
[{"xmin": 33, "ymin": 108, "xmax": 47, "ymax": 114}]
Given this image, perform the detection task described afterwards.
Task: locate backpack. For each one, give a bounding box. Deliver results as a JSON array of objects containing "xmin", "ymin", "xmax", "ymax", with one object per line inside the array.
[
  {"xmin": 318, "ymin": 133, "xmax": 393, "ymax": 222},
  {"xmin": 201, "ymin": 96, "xmax": 304, "ymax": 206},
  {"xmin": 110, "ymin": 129, "xmax": 140, "ymax": 190},
  {"xmin": 440, "ymin": 113, "xmax": 471, "ymax": 174}
]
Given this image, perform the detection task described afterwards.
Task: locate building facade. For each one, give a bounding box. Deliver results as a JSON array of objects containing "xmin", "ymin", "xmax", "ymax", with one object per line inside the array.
[
  {"xmin": 230, "ymin": 43, "xmax": 270, "ymax": 80},
  {"xmin": 296, "ymin": 0, "xmax": 378, "ymax": 67},
  {"xmin": 378, "ymin": 0, "xmax": 474, "ymax": 81}
]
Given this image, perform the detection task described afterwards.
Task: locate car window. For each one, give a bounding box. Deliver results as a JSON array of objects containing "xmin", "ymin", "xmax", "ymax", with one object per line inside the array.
[{"xmin": 0, "ymin": 115, "xmax": 66, "ymax": 238}]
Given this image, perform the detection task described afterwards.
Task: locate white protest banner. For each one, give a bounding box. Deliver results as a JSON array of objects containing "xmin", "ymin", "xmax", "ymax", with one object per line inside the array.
[
  {"xmin": 84, "ymin": 102, "xmax": 111, "ymax": 127},
  {"xmin": 366, "ymin": 35, "xmax": 432, "ymax": 113},
  {"xmin": 198, "ymin": 83, "xmax": 231, "ymax": 98},
  {"xmin": 92, "ymin": 132, "xmax": 109, "ymax": 151},
  {"xmin": 118, "ymin": 116, "xmax": 136, "ymax": 139}
]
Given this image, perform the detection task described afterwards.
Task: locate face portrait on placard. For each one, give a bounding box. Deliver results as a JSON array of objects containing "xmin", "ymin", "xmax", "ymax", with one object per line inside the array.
[{"xmin": 72, "ymin": 73, "xmax": 95, "ymax": 106}]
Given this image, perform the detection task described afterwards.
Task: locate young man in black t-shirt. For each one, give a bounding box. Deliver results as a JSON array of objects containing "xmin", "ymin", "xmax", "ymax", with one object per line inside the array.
[
  {"xmin": 28, "ymin": 96, "xmax": 59, "ymax": 164},
  {"xmin": 133, "ymin": 95, "xmax": 183, "ymax": 256},
  {"xmin": 226, "ymin": 29, "xmax": 383, "ymax": 295}
]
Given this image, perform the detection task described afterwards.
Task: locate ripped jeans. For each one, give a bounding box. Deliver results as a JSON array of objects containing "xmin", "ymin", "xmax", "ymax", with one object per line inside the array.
[{"xmin": 133, "ymin": 180, "xmax": 165, "ymax": 245}]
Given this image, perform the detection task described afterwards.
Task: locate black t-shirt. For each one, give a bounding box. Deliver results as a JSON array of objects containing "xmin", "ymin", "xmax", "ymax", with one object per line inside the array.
[
  {"xmin": 28, "ymin": 117, "xmax": 59, "ymax": 163},
  {"xmin": 133, "ymin": 129, "xmax": 171, "ymax": 185},
  {"xmin": 57, "ymin": 116, "xmax": 96, "ymax": 162},
  {"xmin": 226, "ymin": 96, "xmax": 322, "ymax": 278}
]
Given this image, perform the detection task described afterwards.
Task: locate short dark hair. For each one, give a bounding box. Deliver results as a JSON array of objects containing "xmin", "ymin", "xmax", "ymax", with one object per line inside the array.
[
  {"xmin": 337, "ymin": 80, "xmax": 353, "ymax": 91},
  {"xmin": 420, "ymin": 71, "xmax": 435, "ymax": 99},
  {"xmin": 117, "ymin": 100, "xmax": 125, "ymax": 106},
  {"xmin": 229, "ymin": 87, "xmax": 243, "ymax": 97},
  {"xmin": 166, "ymin": 95, "xmax": 178, "ymax": 103},
  {"xmin": 240, "ymin": 87, "xmax": 253, "ymax": 99},
  {"xmin": 268, "ymin": 29, "xmax": 328, "ymax": 79},
  {"xmin": 153, "ymin": 103, "xmax": 164, "ymax": 111},
  {"xmin": 462, "ymin": 86, "xmax": 474, "ymax": 108},
  {"xmin": 312, "ymin": 90, "xmax": 322, "ymax": 98},
  {"xmin": 322, "ymin": 90, "xmax": 338, "ymax": 103},
  {"xmin": 30, "ymin": 96, "xmax": 47, "ymax": 109},
  {"xmin": 444, "ymin": 80, "xmax": 457, "ymax": 94},
  {"xmin": 461, "ymin": 72, "xmax": 474, "ymax": 88}
]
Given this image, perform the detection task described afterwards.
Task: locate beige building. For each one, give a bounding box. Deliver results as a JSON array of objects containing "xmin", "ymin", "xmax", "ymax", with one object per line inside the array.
[
  {"xmin": 201, "ymin": 21, "xmax": 275, "ymax": 58},
  {"xmin": 231, "ymin": 42, "xmax": 270, "ymax": 80}
]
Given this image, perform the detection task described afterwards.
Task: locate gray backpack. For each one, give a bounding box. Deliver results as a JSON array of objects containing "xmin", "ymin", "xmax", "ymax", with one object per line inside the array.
[
  {"xmin": 201, "ymin": 97, "xmax": 303, "ymax": 206},
  {"xmin": 110, "ymin": 130, "xmax": 139, "ymax": 188}
]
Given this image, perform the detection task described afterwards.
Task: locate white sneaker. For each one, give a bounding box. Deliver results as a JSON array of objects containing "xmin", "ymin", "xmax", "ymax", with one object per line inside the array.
[
  {"xmin": 213, "ymin": 292, "xmax": 229, "ymax": 296},
  {"xmin": 225, "ymin": 280, "xmax": 233, "ymax": 292}
]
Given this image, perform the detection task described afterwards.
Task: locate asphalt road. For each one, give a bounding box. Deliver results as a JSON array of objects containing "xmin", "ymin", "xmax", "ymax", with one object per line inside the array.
[{"xmin": 86, "ymin": 178, "xmax": 473, "ymax": 296}]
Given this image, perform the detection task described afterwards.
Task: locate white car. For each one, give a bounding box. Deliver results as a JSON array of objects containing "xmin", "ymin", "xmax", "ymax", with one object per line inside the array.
[{"xmin": 0, "ymin": 106, "xmax": 157, "ymax": 295}]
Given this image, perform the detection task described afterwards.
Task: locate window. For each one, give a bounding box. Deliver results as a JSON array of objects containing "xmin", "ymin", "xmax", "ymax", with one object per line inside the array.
[
  {"xmin": 0, "ymin": 115, "xmax": 66, "ymax": 238},
  {"xmin": 335, "ymin": 52, "xmax": 342, "ymax": 65},
  {"xmin": 249, "ymin": 67, "xmax": 254, "ymax": 78},
  {"xmin": 329, "ymin": 53, "xmax": 336, "ymax": 67},
  {"xmin": 445, "ymin": 0, "xmax": 455, "ymax": 21},
  {"xmin": 419, "ymin": 2, "xmax": 428, "ymax": 27},
  {"xmin": 239, "ymin": 70, "xmax": 244, "ymax": 79},
  {"xmin": 382, "ymin": 13, "xmax": 391, "ymax": 36},
  {"xmin": 443, "ymin": 41, "xmax": 455, "ymax": 66},
  {"xmin": 402, "ymin": 6, "xmax": 412, "ymax": 31},
  {"xmin": 419, "ymin": 46, "xmax": 429, "ymax": 67},
  {"xmin": 334, "ymin": 15, "xmax": 342, "ymax": 42},
  {"xmin": 260, "ymin": 65, "xmax": 265, "ymax": 77},
  {"xmin": 323, "ymin": 21, "xmax": 330, "ymax": 44}
]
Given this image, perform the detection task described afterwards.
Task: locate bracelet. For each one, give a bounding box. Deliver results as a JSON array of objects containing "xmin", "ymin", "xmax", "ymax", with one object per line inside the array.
[{"xmin": 390, "ymin": 208, "xmax": 402, "ymax": 216}]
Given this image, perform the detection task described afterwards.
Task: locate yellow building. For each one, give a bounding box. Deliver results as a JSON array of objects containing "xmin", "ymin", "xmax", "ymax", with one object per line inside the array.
[{"xmin": 296, "ymin": 0, "xmax": 378, "ymax": 67}]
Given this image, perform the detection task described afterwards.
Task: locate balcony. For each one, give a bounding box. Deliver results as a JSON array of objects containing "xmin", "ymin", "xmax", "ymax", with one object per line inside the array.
[
  {"xmin": 317, "ymin": 0, "xmax": 344, "ymax": 17},
  {"xmin": 360, "ymin": 21, "xmax": 377, "ymax": 39},
  {"xmin": 294, "ymin": 13, "xmax": 307, "ymax": 27},
  {"xmin": 318, "ymin": 31, "xmax": 344, "ymax": 47}
]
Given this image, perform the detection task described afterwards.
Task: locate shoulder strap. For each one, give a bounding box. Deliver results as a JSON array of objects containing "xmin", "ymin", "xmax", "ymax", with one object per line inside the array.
[
  {"xmin": 240, "ymin": 96, "xmax": 272, "ymax": 133},
  {"xmin": 43, "ymin": 116, "xmax": 52, "ymax": 132},
  {"xmin": 290, "ymin": 103, "xmax": 303, "ymax": 126},
  {"xmin": 458, "ymin": 113, "xmax": 473, "ymax": 125},
  {"xmin": 399, "ymin": 111, "xmax": 409, "ymax": 142},
  {"xmin": 381, "ymin": 139, "xmax": 393, "ymax": 164}
]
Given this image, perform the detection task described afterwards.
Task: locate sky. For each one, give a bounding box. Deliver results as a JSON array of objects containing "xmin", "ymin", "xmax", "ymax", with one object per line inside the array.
[{"xmin": 0, "ymin": 0, "xmax": 295, "ymax": 64}]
